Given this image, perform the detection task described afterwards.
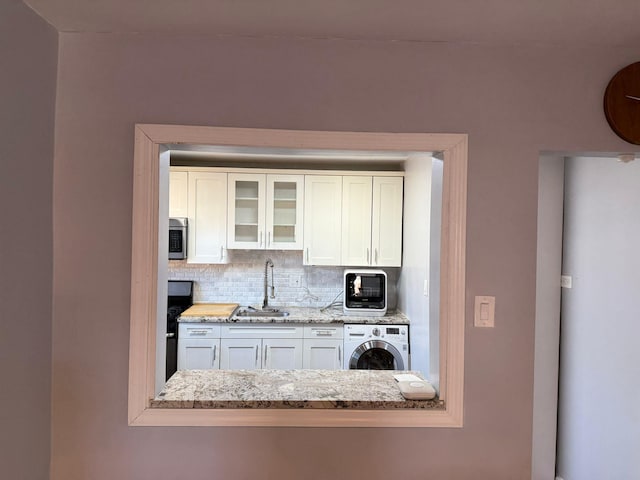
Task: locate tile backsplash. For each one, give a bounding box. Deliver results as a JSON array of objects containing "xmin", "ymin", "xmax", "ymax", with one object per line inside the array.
[{"xmin": 169, "ymin": 250, "xmax": 398, "ymax": 309}]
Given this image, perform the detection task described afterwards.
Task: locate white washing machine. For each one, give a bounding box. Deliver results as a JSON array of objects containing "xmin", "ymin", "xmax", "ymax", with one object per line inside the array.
[{"xmin": 343, "ymin": 324, "xmax": 409, "ymax": 370}]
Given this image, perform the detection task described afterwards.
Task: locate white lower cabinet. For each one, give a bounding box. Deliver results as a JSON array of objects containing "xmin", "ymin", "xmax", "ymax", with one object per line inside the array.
[
  {"xmin": 263, "ymin": 338, "xmax": 304, "ymax": 369},
  {"xmin": 219, "ymin": 338, "xmax": 262, "ymax": 370},
  {"xmin": 219, "ymin": 324, "xmax": 304, "ymax": 370},
  {"xmin": 302, "ymin": 325, "xmax": 344, "ymax": 370},
  {"xmin": 179, "ymin": 338, "xmax": 221, "ymax": 370},
  {"xmin": 179, "ymin": 323, "xmax": 345, "ymax": 370},
  {"xmin": 177, "ymin": 324, "xmax": 221, "ymax": 370},
  {"xmin": 219, "ymin": 338, "xmax": 304, "ymax": 370}
]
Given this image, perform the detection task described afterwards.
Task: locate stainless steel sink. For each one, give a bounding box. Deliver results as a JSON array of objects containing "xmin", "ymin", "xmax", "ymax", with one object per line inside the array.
[{"xmin": 234, "ymin": 308, "xmax": 290, "ymax": 318}]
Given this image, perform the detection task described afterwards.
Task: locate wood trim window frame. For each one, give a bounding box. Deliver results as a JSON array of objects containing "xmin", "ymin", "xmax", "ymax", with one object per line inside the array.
[{"xmin": 128, "ymin": 124, "xmax": 467, "ymax": 427}]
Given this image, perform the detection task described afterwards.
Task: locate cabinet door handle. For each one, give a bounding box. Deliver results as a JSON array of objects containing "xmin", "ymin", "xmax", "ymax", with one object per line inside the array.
[
  {"xmin": 264, "ymin": 344, "xmax": 268, "ymax": 365},
  {"xmin": 190, "ymin": 330, "xmax": 209, "ymax": 336},
  {"xmin": 213, "ymin": 345, "xmax": 217, "ymax": 362},
  {"xmin": 220, "ymin": 246, "xmax": 224, "ymax": 259},
  {"xmin": 366, "ymin": 248, "xmax": 370, "ymax": 265},
  {"xmin": 306, "ymin": 248, "xmax": 309, "ymax": 263},
  {"xmin": 375, "ymin": 248, "xmax": 379, "ymax": 264},
  {"xmin": 338, "ymin": 345, "xmax": 342, "ymax": 363},
  {"xmin": 268, "ymin": 231, "xmax": 271, "ymax": 247},
  {"xmin": 255, "ymin": 346, "xmax": 259, "ymax": 367},
  {"xmin": 259, "ymin": 231, "xmax": 263, "ymax": 247}
]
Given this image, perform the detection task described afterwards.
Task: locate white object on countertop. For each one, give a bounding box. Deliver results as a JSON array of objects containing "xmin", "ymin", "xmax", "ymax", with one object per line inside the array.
[
  {"xmin": 393, "ymin": 373, "xmax": 423, "ymax": 382},
  {"xmin": 393, "ymin": 374, "xmax": 436, "ymax": 400}
]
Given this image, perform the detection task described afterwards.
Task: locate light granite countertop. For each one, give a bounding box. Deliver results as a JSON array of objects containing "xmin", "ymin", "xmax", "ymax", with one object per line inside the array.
[
  {"xmin": 178, "ymin": 305, "xmax": 410, "ymax": 325},
  {"xmin": 151, "ymin": 369, "xmax": 442, "ymax": 409}
]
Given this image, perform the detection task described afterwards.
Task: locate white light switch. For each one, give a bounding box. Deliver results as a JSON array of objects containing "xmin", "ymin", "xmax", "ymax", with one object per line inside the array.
[
  {"xmin": 560, "ymin": 275, "xmax": 572, "ymax": 289},
  {"xmin": 474, "ymin": 296, "xmax": 495, "ymax": 328}
]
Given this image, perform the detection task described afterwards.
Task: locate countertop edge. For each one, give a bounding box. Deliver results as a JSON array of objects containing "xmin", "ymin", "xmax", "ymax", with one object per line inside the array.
[{"xmin": 178, "ymin": 306, "xmax": 410, "ymax": 325}]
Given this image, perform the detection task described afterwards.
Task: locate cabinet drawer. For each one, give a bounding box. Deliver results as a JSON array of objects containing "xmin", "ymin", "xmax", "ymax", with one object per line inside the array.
[
  {"xmin": 221, "ymin": 324, "xmax": 303, "ymax": 339},
  {"xmin": 179, "ymin": 323, "xmax": 221, "ymax": 339},
  {"xmin": 303, "ymin": 325, "xmax": 344, "ymax": 339}
]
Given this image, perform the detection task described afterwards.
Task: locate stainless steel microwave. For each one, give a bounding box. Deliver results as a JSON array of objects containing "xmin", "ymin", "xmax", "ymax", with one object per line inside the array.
[
  {"xmin": 343, "ymin": 269, "xmax": 387, "ymax": 316},
  {"xmin": 169, "ymin": 218, "xmax": 188, "ymax": 260}
]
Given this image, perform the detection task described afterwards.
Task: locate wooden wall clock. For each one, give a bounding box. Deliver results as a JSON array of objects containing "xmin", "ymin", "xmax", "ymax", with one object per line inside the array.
[{"xmin": 603, "ymin": 62, "xmax": 640, "ymax": 145}]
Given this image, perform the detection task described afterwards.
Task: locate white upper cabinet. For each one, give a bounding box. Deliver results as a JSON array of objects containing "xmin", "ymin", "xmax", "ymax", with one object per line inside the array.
[
  {"xmin": 169, "ymin": 170, "xmax": 189, "ymax": 218},
  {"xmin": 170, "ymin": 168, "xmax": 401, "ymax": 265},
  {"xmin": 341, "ymin": 176, "xmax": 374, "ymax": 266},
  {"xmin": 371, "ymin": 176, "xmax": 404, "ymax": 267},
  {"xmin": 228, "ymin": 173, "xmax": 304, "ymax": 250},
  {"xmin": 303, "ymin": 175, "xmax": 343, "ymax": 265},
  {"xmin": 304, "ymin": 174, "xmax": 403, "ymax": 266},
  {"xmin": 266, "ymin": 174, "xmax": 304, "ymax": 250},
  {"xmin": 187, "ymin": 171, "xmax": 228, "ymax": 264},
  {"xmin": 343, "ymin": 175, "xmax": 403, "ymax": 267}
]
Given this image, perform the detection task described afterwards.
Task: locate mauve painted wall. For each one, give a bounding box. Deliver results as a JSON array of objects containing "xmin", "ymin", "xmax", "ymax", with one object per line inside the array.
[
  {"xmin": 51, "ymin": 32, "xmax": 637, "ymax": 479},
  {"xmin": 0, "ymin": 1, "xmax": 57, "ymax": 479}
]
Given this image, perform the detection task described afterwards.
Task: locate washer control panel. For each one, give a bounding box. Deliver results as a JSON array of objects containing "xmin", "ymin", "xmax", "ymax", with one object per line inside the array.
[{"xmin": 345, "ymin": 324, "xmax": 408, "ymax": 341}]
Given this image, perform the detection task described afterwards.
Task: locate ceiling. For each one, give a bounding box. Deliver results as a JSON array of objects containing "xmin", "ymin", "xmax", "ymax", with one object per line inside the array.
[
  {"xmin": 169, "ymin": 144, "xmax": 420, "ymax": 170},
  {"xmin": 22, "ymin": 0, "xmax": 640, "ymax": 48}
]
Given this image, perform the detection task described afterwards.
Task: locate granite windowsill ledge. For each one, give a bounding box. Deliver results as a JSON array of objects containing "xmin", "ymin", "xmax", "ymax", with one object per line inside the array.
[{"xmin": 151, "ymin": 369, "xmax": 443, "ymax": 410}]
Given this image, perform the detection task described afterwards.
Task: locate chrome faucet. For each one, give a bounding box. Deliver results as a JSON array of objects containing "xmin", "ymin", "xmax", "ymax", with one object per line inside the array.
[{"xmin": 262, "ymin": 258, "xmax": 275, "ymax": 309}]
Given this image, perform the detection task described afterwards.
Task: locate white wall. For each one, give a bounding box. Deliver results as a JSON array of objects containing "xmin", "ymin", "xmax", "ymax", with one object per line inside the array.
[
  {"xmin": 50, "ymin": 29, "xmax": 640, "ymax": 479},
  {"xmin": 428, "ymin": 157, "xmax": 443, "ymax": 389},
  {"xmin": 532, "ymin": 155, "xmax": 564, "ymax": 480},
  {"xmin": 556, "ymin": 156, "xmax": 640, "ymax": 480},
  {"xmin": 0, "ymin": 1, "xmax": 57, "ymax": 479},
  {"xmin": 397, "ymin": 153, "xmax": 433, "ymax": 378}
]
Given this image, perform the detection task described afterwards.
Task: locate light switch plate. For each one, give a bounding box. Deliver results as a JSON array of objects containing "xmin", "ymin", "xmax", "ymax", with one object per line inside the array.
[
  {"xmin": 474, "ymin": 295, "xmax": 495, "ymax": 328},
  {"xmin": 560, "ymin": 275, "xmax": 572, "ymax": 288}
]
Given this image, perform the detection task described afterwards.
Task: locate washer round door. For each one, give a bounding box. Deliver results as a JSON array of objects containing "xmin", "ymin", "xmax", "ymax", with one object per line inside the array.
[{"xmin": 348, "ymin": 340, "xmax": 405, "ymax": 370}]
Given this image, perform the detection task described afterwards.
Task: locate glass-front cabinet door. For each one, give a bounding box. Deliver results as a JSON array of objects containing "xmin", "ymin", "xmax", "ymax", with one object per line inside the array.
[
  {"xmin": 228, "ymin": 173, "xmax": 304, "ymax": 250},
  {"xmin": 266, "ymin": 174, "xmax": 304, "ymax": 250},
  {"xmin": 227, "ymin": 173, "xmax": 266, "ymax": 249}
]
